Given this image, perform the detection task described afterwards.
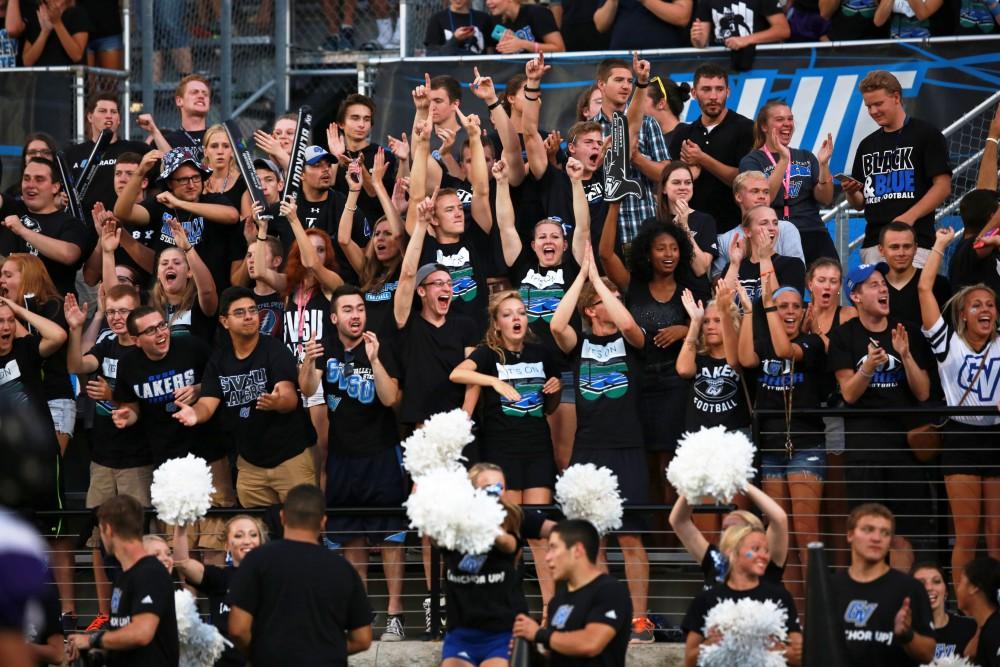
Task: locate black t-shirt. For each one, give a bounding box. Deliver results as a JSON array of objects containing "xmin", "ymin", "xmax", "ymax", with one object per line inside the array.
[
  {"xmin": 114, "ymin": 336, "xmax": 225, "ymax": 465},
  {"xmin": 685, "ymin": 355, "xmax": 750, "ymax": 432},
  {"xmin": 886, "ymin": 269, "xmax": 950, "ymax": 328},
  {"xmin": 546, "ymin": 574, "xmax": 631, "ymax": 667},
  {"xmin": 0, "ymin": 200, "xmax": 95, "ymax": 295},
  {"xmin": 201, "ymin": 335, "xmax": 308, "ymax": 468},
  {"xmin": 851, "ymin": 118, "xmax": 951, "ymax": 248},
  {"xmin": 86, "ymin": 337, "xmax": 152, "ymax": 468},
  {"xmin": 0, "ymin": 336, "xmax": 60, "ymax": 462},
  {"xmin": 108, "ymin": 555, "xmax": 179, "ymax": 667},
  {"xmin": 420, "ymin": 226, "xmax": 494, "ymax": 332},
  {"xmin": 163, "ymin": 300, "xmax": 217, "ymax": 345},
  {"xmin": 295, "ymin": 190, "xmax": 369, "ymax": 285},
  {"xmin": 77, "ymin": 0, "xmax": 123, "ymax": 37},
  {"xmin": 227, "ymin": 539, "xmax": 372, "ymax": 667},
  {"xmin": 362, "ymin": 271, "xmax": 401, "ymax": 338},
  {"xmin": 949, "ymin": 237, "xmax": 1000, "ymax": 296},
  {"xmin": 627, "ymin": 280, "xmax": 697, "ymax": 391},
  {"xmin": 283, "ymin": 287, "xmax": 330, "ymax": 364},
  {"xmin": 196, "ymin": 565, "xmax": 244, "ymax": 667},
  {"xmin": 600, "ymin": 0, "xmax": 686, "ymax": 48},
  {"xmin": 65, "ymin": 138, "xmax": 152, "ymax": 221},
  {"xmin": 700, "ymin": 544, "xmax": 784, "ymax": 589},
  {"xmin": 752, "ymin": 326, "xmax": 827, "ymax": 452},
  {"xmin": 682, "ymin": 579, "xmax": 800, "ymax": 637},
  {"xmin": 827, "ymin": 317, "xmax": 933, "ymax": 459},
  {"xmin": 383, "ymin": 314, "xmax": 478, "ymax": 425},
  {"xmin": 31, "ymin": 299, "xmax": 73, "ymax": 402},
  {"xmin": 253, "ymin": 289, "xmax": 285, "ymax": 339},
  {"xmin": 536, "ymin": 164, "xmax": 607, "ymax": 252},
  {"xmin": 444, "ymin": 539, "xmax": 528, "ymax": 633},
  {"xmin": 316, "ymin": 335, "xmax": 398, "ymax": 457},
  {"xmin": 695, "ymin": 0, "xmax": 783, "ymax": 43},
  {"xmin": 468, "ymin": 343, "xmax": 555, "ymax": 456},
  {"xmin": 161, "ymin": 128, "xmax": 206, "ymax": 154},
  {"xmin": 976, "ymin": 610, "xmax": 1000, "ymax": 667},
  {"xmin": 512, "ymin": 255, "xmax": 579, "ymax": 375},
  {"xmin": 22, "ymin": 5, "xmax": 92, "ymax": 65},
  {"xmin": 932, "ymin": 612, "xmax": 977, "ymax": 661},
  {"xmin": 140, "ymin": 192, "xmax": 238, "ymax": 295},
  {"xmin": 330, "ymin": 143, "xmax": 397, "ymax": 224},
  {"xmin": 720, "ymin": 254, "xmax": 806, "ymax": 304},
  {"xmin": 574, "ymin": 332, "xmax": 646, "ymax": 449},
  {"xmin": 830, "ymin": 568, "xmax": 933, "ymax": 667},
  {"xmin": 669, "ymin": 112, "xmax": 754, "ymax": 232},
  {"xmin": 488, "ymin": 3, "xmax": 559, "ymax": 49},
  {"xmin": 424, "ymin": 8, "xmax": 493, "ymax": 54},
  {"xmin": 829, "ymin": 0, "xmax": 890, "ymax": 40}
]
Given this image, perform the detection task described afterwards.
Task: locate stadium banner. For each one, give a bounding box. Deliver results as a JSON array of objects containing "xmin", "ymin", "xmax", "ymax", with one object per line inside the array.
[
  {"xmin": 371, "ymin": 37, "xmax": 1000, "ymax": 177},
  {"xmin": 0, "ymin": 71, "xmax": 75, "ymax": 190}
]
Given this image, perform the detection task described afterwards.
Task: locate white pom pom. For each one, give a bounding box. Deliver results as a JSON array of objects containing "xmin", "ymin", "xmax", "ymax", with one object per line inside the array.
[
  {"xmin": 699, "ymin": 598, "xmax": 789, "ymax": 667},
  {"xmin": 174, "ymin": 589, "xmax": 232, "ymax": 667},
  {"xmin": 667, "ymin": 426, "xmax": 756, "ymax": 503},
  {"xmin": 151, "ymin": 455, "xmax": 216, "ymax": 526},
  {"xmin": 405, "ymin": 467, "xmax": 506, "ymax": 554},
  {"xmin": 555, "ymin": 463, "xmax": 624, "ymax": 536},
  {"xmin": 402, "ymin": 409, "xmax": 474, "ymax": 480},
  {"xmin": 921, "ymin": 657, "xmax": 977, "ymax": 667}
]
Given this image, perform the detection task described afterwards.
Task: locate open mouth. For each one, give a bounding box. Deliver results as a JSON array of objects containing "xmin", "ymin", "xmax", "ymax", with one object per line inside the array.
[
  {"xmin": 877, "ymin": 295, "xmax": 888, "ymax": 307},
  {"xmin": 541, "ymin": 245, "xmax": 557, "ymax": 262},
  {"xmin": 660, "ymin": 259, "xmax": 675, "ymax": 271},
  {"xmin": 511, "ymin": 321, "xmax": 524, "ymax": 335},
  {"xmin": 778, "ymin": 128, "xmax": 792, "ymax": 143},
  {"xmin": 0, "ymin": 331, "xmax": 12, "ymax": 345},
  {"xmin": 155, "ymin": 333, "xmax": 169, "ymax": 346},
  {"xmin": 437, "ymin": 293, "xmax": 451, "ymax": 308},
  {"xmin": 164, "ymin": 269, "xmax": 179, "ymax": 286}
]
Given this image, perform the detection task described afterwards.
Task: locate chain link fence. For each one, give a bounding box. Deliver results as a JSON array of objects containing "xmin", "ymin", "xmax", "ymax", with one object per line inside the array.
[{"xmin": 936, "ymin": 89, "xmax": 1000, "ymax": 220}]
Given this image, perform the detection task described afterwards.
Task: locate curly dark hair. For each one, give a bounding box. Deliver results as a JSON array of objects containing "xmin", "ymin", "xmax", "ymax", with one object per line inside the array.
[{"xmin": 627, "ymin": 219, "xmax": 695, "ymax": 285}]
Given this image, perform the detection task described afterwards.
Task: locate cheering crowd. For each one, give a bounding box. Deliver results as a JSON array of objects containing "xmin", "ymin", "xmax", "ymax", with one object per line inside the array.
[{"xmin": 2, "ymin": 43, "xmax": 1000, "ymax": 666}]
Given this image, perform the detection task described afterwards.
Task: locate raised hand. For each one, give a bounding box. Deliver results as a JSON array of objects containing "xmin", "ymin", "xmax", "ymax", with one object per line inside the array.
[
  {"xmin": 674, "ymin": 198, "xmax": 692, "ymax": 229},
  {"xmin": 631, "ymin": 51, "xmax": 650, "ymax": 85},
  {"xmin": 326, "ymin": 123, "xmax": 347, "ymax": 160},
  {"xmin": 524, "ymin": 52, "xmax": 550, "ymax": 81},
  {"xmin": 166, "ymin": 217, "xmax": 191, "ymax": 251},
  {"xmin": 890, "ymin": 323, "xmax": 910, "ymax": 359},
  {"xmin": 362, "ymin": 331, "xmax": 380, "ymax": 361},
  {"xmin": 817, "ymin": 132, "xmax": 833, "ymax": 166},
  {"xmin": 681, "ymin": 288, "xmax": 704, "ymax": 321},
  {"xmin": 301, "ymin": 334, "xmax": 324, "ymax": 364},
  {"xmin": 491, "ymin": 158, "xmax": 510, "ymax": 183},
  {"xmin": 769, "ymin": 125, "xmax": 790, "ymax": 162},
  {"xmin": 254, "ymin": 129, "xmax": 283, "ymax": 157},
  {"xmin": 100, "ymin": 218, "xmax": 121, "ymax": 254},
  {"xmin": 387, "ymin": 132, "xmax": 410, "ymax": 162},
  {"xmin": 140, "ymin": 149, "xmax": 163, "ymax": 174},
  {"xmin": 934, "ymin": 225, "xmax": 956, "ymax": 250},
  {"xmin": 155, "ymin": 190, "xmax": 181, "ymax": 209},
  {"xmin": 412, "ymin": 118, "xmax": 432, "ymax": 144},
  {"xmin": 372, "ymin": 147, "xmax": 389, "ymax": 183},
  {"xmin": 893, "ymin": 597, "xmax": 912, "ymax": 636},
  {"xmin": 565, "ymin": 156, "xmax": 584, "ymax": 181},
  {"xmin": 63, "ymin": 293, "xmax": 88, "ymax": 330},
  {"xmin": 456, "ymin": 109, "xmax": 482, "ymax": 135},
  {"xmin": 715, "ymin": 279, "xmax": 735, "ymax": 311},
  {"xmin": 136, "ymin": 113, "xmax": 158, "ymax": 134},
  {"xmin": 391, "ymin": 177, "xmax": 410, "ymax": 215},
  {"xmin": 412, "ymin": 73, "xmax": 431, "ymax": 111},
  {"xmin": 435, "ymin": 126, "xmax": 456, "ymax": 153},
  {"xmin": 729, "ymin": 231, "xmax": 746, "ymax": 265},
  {"xmin": 279, "ymin": 195, "xmax": 299, "ymax": 223},
  {"xmin": 347, "ymin": 159, "xmax": 363, "ymax": 192},
  {"xmin": 470, "ymin": 66, "xmax": 498, "ymax": 102},
  {"xmin": 544, "ymin": 130, "xmax": 562, "ymax": 162}
]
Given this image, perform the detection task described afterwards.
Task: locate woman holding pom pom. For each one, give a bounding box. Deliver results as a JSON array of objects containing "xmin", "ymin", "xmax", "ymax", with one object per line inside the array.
[
  {"xmin": 450, "ymin": 290, "xmax": 562, "ymax": 606},
  {"xmin": 550, "ymin": 243, "xmax": 653, "ymax": 643},
  {"xmin": 911, "ymin": 562, "xmax": 977, "ymax": 660},
  {"xmin": 173, "ymin": 516, "xmax": 266, "ymax": 666},
  {"xmin": 681, "ymin": 525, "xmax": 803, "ymax": 667},
  {"xmin": 738, "ymin": 270, "xmax": 827, "ymax": 601}
]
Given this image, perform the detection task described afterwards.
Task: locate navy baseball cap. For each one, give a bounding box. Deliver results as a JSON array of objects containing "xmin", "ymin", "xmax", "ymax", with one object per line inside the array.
[
  {"xmin": 159, "ymin": 146, "xmax": 212, "ymax": 183},
  {"xmin": 304, "ymin": 145, "xmax": 333, "ymax": 165},
  {"xmin": 845, "ymin": 262, "xmax": 889, "ymax": 293}
]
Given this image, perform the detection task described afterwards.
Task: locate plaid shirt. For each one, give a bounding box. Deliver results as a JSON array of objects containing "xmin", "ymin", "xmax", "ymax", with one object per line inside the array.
[{"xmin": 593, "ymin": 110, "xmax": 669, "ymax": 245}]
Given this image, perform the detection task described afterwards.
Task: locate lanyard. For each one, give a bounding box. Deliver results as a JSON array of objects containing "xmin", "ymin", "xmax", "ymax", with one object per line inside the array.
[
  {"xmin": 294, "ymin": 286, "xmax": 314, "ymax": 356},
  {"xmin": 763, "ymin": 146, "xmax": 791, "ymax": 220}
]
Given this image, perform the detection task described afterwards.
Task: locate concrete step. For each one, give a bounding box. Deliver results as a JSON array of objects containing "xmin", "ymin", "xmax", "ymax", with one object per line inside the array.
[{"xmin": 349, "ymin": 641, "xmax": 684, "ymax": 666}]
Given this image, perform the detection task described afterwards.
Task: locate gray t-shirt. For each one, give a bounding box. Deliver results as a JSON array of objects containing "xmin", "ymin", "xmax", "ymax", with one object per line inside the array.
[{"xmin": 740, "ymin": 147, "xmax": 824, "ymax": 232}]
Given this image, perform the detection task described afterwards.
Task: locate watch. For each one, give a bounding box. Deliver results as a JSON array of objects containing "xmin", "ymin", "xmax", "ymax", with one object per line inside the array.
[{"xmin": 90, "ymin": 629, "xmax": 106, "ymax": 649}]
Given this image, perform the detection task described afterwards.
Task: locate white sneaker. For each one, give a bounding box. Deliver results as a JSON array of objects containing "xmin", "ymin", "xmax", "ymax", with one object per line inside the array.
[
  {"xmin": 384, "ymin": 21, "xmax": 400, "ymax": 49},
  {"xmin": 381, "ymin": 614, "xmax": 405, "ymax": 641}
]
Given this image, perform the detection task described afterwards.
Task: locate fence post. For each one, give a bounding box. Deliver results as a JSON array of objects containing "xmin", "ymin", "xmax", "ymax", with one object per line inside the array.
[
  {"xmin": 275, "ymin": 0, "xmax": 289, "ymax": 113},
  {"xmin": 141, "ymin": 0, "xmax": 153, "ymax": 119},
  {"xmin": 73, "ymin": 67, "xmax": 86, "ymax": 143},
  {"xmin": 220, "ymin": 0, "xmax": 233, "ymax": 119},
  {"xmin": 399, "ymin": 0, "xmax": 408, "ymax": 58}
]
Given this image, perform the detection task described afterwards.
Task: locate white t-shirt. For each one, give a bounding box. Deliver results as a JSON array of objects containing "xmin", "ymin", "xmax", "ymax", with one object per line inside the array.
[{"xmin": 922, "ymin": 314, "xmax": 1000, "ymax": 426}]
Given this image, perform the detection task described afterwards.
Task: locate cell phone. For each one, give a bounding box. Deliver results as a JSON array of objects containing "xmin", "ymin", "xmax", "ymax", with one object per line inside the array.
[
  {"xmin": 491, "ymin": 24, "xmax": 508, "ymax": 41},
  {"xmin": 868, "ymin": 337, "xmax": 881, "ymax": 348},
  {"xmin": 973, "ymin": 226, "xmax": 999, "ymax": 250},
  {"xmin": 834, "ymin": 173, "xmax": 859, "ymax": 184}
]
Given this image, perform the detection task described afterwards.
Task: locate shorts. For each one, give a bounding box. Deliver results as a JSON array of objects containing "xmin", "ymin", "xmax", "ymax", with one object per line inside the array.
[
  {"xmin": 326, "ymin": 446, "xmax": 407, "ymax": 542},
  {"xmin": 48, "ymin": 398, "xmax": 77, "ymax": 436},
  {"xmin": 941, "ymin": 420, "xmax": 1000, "ymax": 478},
  {"xmin": 480, "ymin": 446, "xmax": 555, "ymax": 491},
  {"xmin": 560, "ymin": 371, "xmax": 575, "ymax": 404},
  {"xmin": 302, "ymin": 382, "xmax": 325, "ymax": 408},
  {"xmin": 441, "ymin": 627, "xmax": 512, "ymax": 664},
  {"xmin": 861, "ymin": 245, "xmax": 931, "ymax": 269},
  {"xmin": 844, "ymin": 453, "xmax": 931, "ymax": 537},
  {"xmin": 163, "ymin": 457, "xmax": 237, "ymax": 550},
  {"xmin": 87, "ymin": 33, "xmax": 124, "ymax": 53},
  {"xmin": 760, "ymin": 447, "xmax": 826, "ymax": 481},
  {"xmin": 236, "ymin": 447, "xmax": 315, "ymax": 509},
  {"xmin": 85, "ymin": 463, "xmax": 154, "ymax": 547},
  {"xmin": 638, "ymin": 380, "xmax": 688, "ymax": 453},
  {"xmin": 571, "ymin": 446, "xmax": 648, "ymax": 533}
]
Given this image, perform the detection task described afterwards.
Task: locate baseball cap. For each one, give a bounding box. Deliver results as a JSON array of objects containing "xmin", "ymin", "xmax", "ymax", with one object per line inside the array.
[
  {"xmin": 253, "ymin": 157, "xmax": 283, "ymax": 177},
  {"xmin": 159, "ymin": 146, "xmax": 212, "ymax": 182},
  {"xmin": 845, "ymin": 262, "xmax": 889, "ymax": 293},
  {"xmin": 415, "ymin": 263, "xmax": 450, "ymax": 286},
  {"xmin": 304, "ymin": 145, "xmax": 333, "ymax": 166}
]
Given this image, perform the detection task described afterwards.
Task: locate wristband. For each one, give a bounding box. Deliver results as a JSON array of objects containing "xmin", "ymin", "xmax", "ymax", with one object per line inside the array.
[
  {"xmin": 90, "ymin": 630, "xmax": 106, "ymax": 649},
  {"xmin": 931, "ymin": 247, "xmax": 945, "ymax": 257},
  {"xmin": 524, "ymin": 94, "xmax": 540, "ymax": 102},
  {"xmin": 523, "ymin": 86, "xmax": 541, "ymax": 93},
  {"xmin": 859, "ymin": 368, "xmax": 874, "ymax": 378},
  {"xmin": 988, "ymin": 137, "xmax": 1000, "ymax": 146},
  {"xmin": 182, "ymin": 245, "xmax": 194, "ymax": 253},
  {"xmin": 635, "ymin": 80, "xmax": 649, "ymax": 88},
  {"xmin": 534, "ymin": 627, "xmax": 553, "ymax": 648},
  {"xmin": 256, "ymin": 236, "xmax": 267, "ymax": 242},
  {"xmin": 345, "ymin": 204, "xmax": 358, "ymax": 211},
  {"xmin": 763, "ymin": 305, "xmax": 777, "ymax": 313},
  {"xmin": 487, "ymin": 99, "xmax": 503, "ymax": 111},
  {"xmin": 896, "ymin": 627, "xmax": 914, "ymax": 644}
]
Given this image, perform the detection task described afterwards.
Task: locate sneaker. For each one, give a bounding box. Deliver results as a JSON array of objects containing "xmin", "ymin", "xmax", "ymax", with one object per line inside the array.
[
  {"xmin": 59, "ymin": 612, "xmax": 78, "ymax": 634},
  {"xmin": 85, "ymin": 614, "xmax": 109, "ymax": 632},
  {"xmin": 319, "ymin": 34, "xmax": 340, "ymax": 51},
  {"xmin": 630, "ymin": 616, "xmax": 656, "ymax": 644},
  {"xmin": 381, "ymin": 614, "xmax": 405, "ymax": 641}
]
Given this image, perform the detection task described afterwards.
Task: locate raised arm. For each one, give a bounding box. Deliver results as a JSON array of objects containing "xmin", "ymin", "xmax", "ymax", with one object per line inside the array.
[
  {"xmin": 918, "ymin": 227, "xmax": 953, "ymax": 329},
  {"xmin": 168, "ymin": 219, "xmax": 218, "ymax": 316},
  {"xmin": 171, "ymin": 523, "xmax": 206, "ymax": 586},
  {"xmin": 493, "ymin": 160, "xmax": 522, "ymax": 268},
  {"xmin": 280, "ymin": 197, "xmax": 343, "ymax": 293},
  {"xmin": 550, "ymin": 246, "xmax": 590, "ymax": 354},
  {"xmin": 370, "ymin": 147, "xmax": 406, "ymax": 240},
  {"xmin": 457, "ymin": 109, "xmax": 492, "ymax": 234},
  {"xmin": 522, "ymin": 54, "xmax": 552, "ymax": 180},
  {"xmin": 567, "ymin": 158, "xmax": 590, "ymax": 266},
  {"xmin": 337, "ymin": 161, "xmax": 366, "ymax": 274},
  {"xmin": 469, "ymin": 66, "xmax": 526, "ymax": 187},
  {"xmin": 598, "ymin": 202, "xmax": 630, "ymax": 290},
  {"xmin": 1, "ymin": 214, "xmax": 82, "ymax": 266},
  {"xmin": 715, "ymin": 281, "xmax": 742, "ymax": 369},
  {"xmin": 676, "ymin": 290, "xmax": 704, "ymax": 379},
  {"xmin": 2, "ymin": 296, "xmax": 67, "ymax": 357},
  {"xmin": 744, "ymin": 483, "xmax": 789, "ymax": 567},
  {"xmin": 63, "ymin": 294, "xmax": 99, "ymax": 374},
  {"xmin": 158, "ymin": 190, "xmax": 239, "ymax": 225},
  {"xmin": 587, "ymin": 253, "xmax": 644, "ymax": 348},
  {"xmin": 249, "ymin": 208, "xmax": 287, "ymax": 293},
  {"xmin": 394, "ymin": 193, "xmax": 434, "ymax": 329},
  {"xmin": 405, "ymin": 119, "xmax": 432, "ymax": 237},
  {"xmin": 737, "ymin": 287, "xmax": 759, "ymax": 369},
  {"xmin": 978, "ymin": 104, "xmax": 1000, "ymax": 191},
  {"xmin": 114, "ymin": 150, "xmax": 161, "ymax": 225},
  {"xmin": 668, "ymin": 495, "xmax": 711, "ymax": 563}
]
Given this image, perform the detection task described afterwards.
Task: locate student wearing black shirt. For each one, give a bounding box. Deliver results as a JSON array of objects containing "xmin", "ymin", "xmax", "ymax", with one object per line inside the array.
[
  {"xmin": 830, "ymin": 504, "xmax": 935, "ymax": 666},
  {"xmin": 299, "ymin": 285, "xmax": 407, "ymax": 641},
  {"xmin": 593, "ymin": 0, "xmax": 690, "ymax": 48},
  {"xmin": 17, "ymin": 0, "xmax": 91, "ymax": 65},
  {"xmin": 137, "ymin": 74, "xmax": 212, "ymax": 155},
  {"xmin": 668, "ymin": 64, "xmax": 754, "ymax": 230},
  {"xmin": 173, "ymin": 287, "xmax": 314, "ymax": 509},
  {"xmin": 654, "ymin": 163, "xmax": 718, "ymax": 281},
  {"xmin": 173, "ymin": 515, "xmax": 267, "ymax": 667},
  {"xmin": 328, "ymin": 94, "xmax": 398, "ymax": 224},
  {"xmin": 721, "ymin": 206, "xmax": 806, "ymax": 303},
  {"xmin": 0, "ymin": 158, "xmax": 95, "ymax": 296},
  {"xmin": 424, "ymin": 0, "xmax": 492, "ymax": 54},
  {"xmin": 844, "ymin": 71, "xmax": 951, "ymax": 268},
  {"xmin": 147, "ymin": 222, "xmax": 219, "ymax": 345},
  {"xmin": 690, "ymin": 0, "xmax": 790, "ymax": 70},
  {"xmin": 550, "ymin": 247, "xmax": 653, "ymax": 643},
  {"xmin": 911, "ymin": 562, "xmax": 977, "ymax": 661},
  {"xmin": 228, "ymin": 484, "xmax": 373, "ymax": 667},
  {"xmin": 949, "ymin": 189, "xmax": 1000, "ymax": 295},
  {"xmin": 956, "ymin": 556, "xmax": 1000, "ymax": 667},
  {"xmin": 682, "ymin": 525, "xmax": 802, "ymax": 666},
  {"xmin": 69, "ymin": 495, "xmax": 179, "ymax": 667},
  {"xmin": 487, "ymin": 0, "xmax": 565, "ymax": 53},
  {"xmin": 245, "ymin": 233, "xmax": 286, "ymax": 339},
  {"xmin": 880, "ymin": 221, "xmax": 950, "ymax": 327},
  {"xmin": 513, "ymin": 520, "xmax": 631, "ymax": 665}
]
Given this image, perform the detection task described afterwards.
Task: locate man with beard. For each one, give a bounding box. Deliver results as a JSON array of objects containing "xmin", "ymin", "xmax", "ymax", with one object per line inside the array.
[
  {"xmin": 669, "ymin": 64, "xmax": 754, "ymax": 233},
  {"xmin": 299, "ymin": 285, "xmax": 407, "ymax": 641},
  {"xmin": 173, "ymin": 286, "xmax": 315, "ymax": 508},
  {"xmin": 137, "ymin": 74, "xmax": 213, "ymax": 155}
]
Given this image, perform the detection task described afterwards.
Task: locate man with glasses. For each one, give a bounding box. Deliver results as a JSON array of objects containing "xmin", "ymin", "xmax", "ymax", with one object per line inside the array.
[
  {"xmin": 114, "ymin": 146, "xmax": 240, "ymax": 294},
  {"xmin": 172, "ymin": 286, "xmax": 315, "ymax": 508},
  {"xmin": 64, "ymin": 284, "xmax": 150, "ymax": 633}
]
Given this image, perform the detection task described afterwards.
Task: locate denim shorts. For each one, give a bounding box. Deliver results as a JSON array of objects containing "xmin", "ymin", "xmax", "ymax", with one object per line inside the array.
[
  {"xmin": 48, "ymin": 398, "xmax": 78, "ymax": 436},
  {"xmin": 87, "ymin": 33, "xmax": 124, "ymax": 53},
  {"xmin": 760, "ymin": 447, "xmax": 826, "ymax": 481}
]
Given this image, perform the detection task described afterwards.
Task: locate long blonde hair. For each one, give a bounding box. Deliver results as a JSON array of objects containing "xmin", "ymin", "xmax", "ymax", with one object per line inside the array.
[
  {"xmin": 149, "ymin": 246, "xmax": 196, "ymax": 325},
  {"xmin": 358, "ymin": 217, "xmax": 403, "ymax": 296},
  {"xmin": 469, "ymin": 462, "xmax": 524, "ymax": 538},
  {"xmin": 695, "ymin": 298, "xmax": 740, "ymax": 354},
  {"xmin": 202, "ymin": 124, "xmax": 239, "ymax": 189},
  {"xmin": 483, "ymin": 290, "xmax": 536, "ymax": 364}
]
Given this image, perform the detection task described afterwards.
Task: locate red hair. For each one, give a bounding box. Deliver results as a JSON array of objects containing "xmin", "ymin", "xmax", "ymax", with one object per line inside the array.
[{"xmin": 283, "ymin": 228, "xmax": 339, "ymax": 298}]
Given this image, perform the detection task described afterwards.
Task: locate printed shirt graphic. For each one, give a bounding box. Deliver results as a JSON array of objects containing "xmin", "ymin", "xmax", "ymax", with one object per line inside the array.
[
  {"xmin": 697, "ymin": 0, "xmax": 781, "ymax": 42},
  {"xmin": 519, "ymin": 267, "xmax": 566, "ymax": 325},
  {"xmin": 579, "ymin": 337, "xmax": 630, "ymax": 401},
  {"xmin": 498, "ymin": 360, "xmax": 547, "ymax": 418},
  {"xmin": 960, "ymin": 0, "xmax": 997, "ymax": 31},
  {"xmin": 923, "ymin": 314, "xmax": 1000, "ymax": 426},
  {"xmin": 688, "ymin": 357, "xmax": 744, "ymax": 423},
  {"xmin": 437, "ymin": 245, "xmax": 478, "ymax": 303}
]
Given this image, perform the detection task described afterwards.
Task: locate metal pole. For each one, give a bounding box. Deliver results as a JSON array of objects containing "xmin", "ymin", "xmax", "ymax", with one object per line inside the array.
[
  {"xmin": 220, "ymin": 0, "xmax": 233, "ymax": 118},
  {"xmin": 122, "ymin": 1, "xmax": 131, "ymax": 139},
  {"xmin": 74, "ymin": 67, "xmax": 86, "ymax": 143},
  {"xmin": 399, "ymin": 0, "xmax": 408, "ymax": 58},
  {"xmin": 275, "ymin": 0, "xmax": 289, "ymax": 112},
  {"xmin": 141, "ymin": 0, "xmax": 153, "ymax": 120}
]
